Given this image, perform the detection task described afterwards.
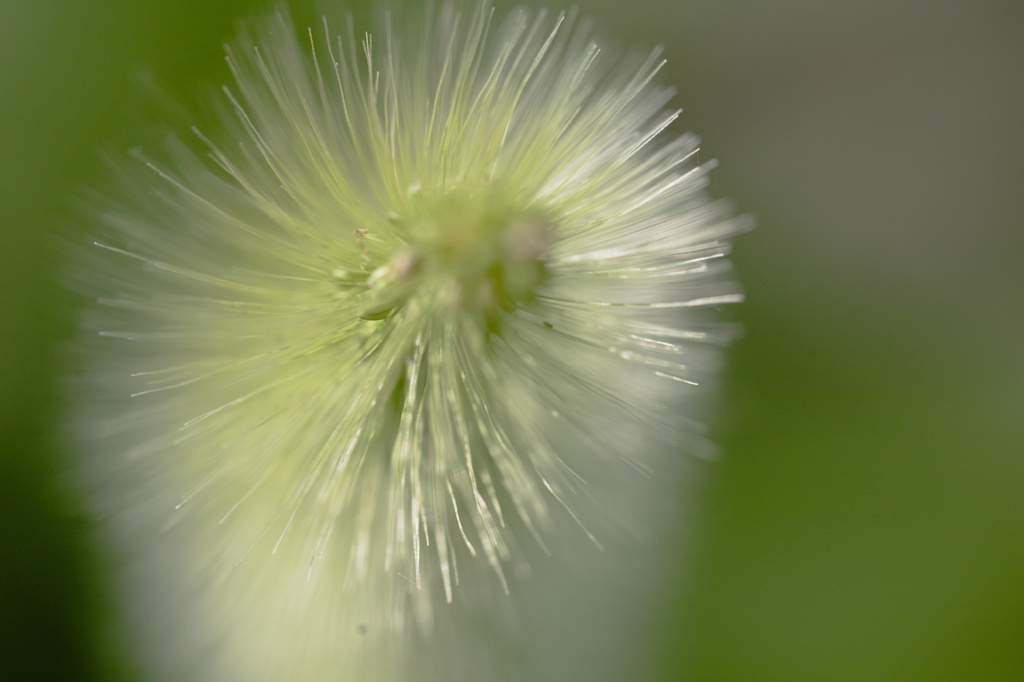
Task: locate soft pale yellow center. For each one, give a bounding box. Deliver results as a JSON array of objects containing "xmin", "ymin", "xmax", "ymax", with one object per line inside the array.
[{"xmin": 360, "ymin": 187, "xmax": 550, "ymax": 330}]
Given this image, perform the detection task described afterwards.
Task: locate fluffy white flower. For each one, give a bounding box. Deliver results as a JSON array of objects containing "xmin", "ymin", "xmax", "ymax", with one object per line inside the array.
[{"xmin": 73, "ymin": 2, "xmax": 745, "ymax": 680}]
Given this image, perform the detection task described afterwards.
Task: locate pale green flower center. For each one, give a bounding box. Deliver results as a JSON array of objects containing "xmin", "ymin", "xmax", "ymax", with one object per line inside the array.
[{"xmin": 358, "ymin": 186, "xmax": 550, "ymax": 330}]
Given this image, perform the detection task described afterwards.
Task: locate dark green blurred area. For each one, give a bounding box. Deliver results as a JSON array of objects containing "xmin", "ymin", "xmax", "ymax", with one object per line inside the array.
[{"xmin": 2, "ymin": 1, "xmax": 1021, "ymax": 680}]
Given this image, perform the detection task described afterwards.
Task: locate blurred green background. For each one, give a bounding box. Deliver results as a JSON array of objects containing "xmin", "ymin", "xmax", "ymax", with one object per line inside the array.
[{"xmin": 2, "ymin": 0, "xmax": 1022, "ymax": 679}]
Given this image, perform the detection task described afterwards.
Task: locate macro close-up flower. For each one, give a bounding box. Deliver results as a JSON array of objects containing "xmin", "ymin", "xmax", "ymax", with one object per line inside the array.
[{"xmin": 71, "ymin": 2, "xmax": 745, "ymax": 680}]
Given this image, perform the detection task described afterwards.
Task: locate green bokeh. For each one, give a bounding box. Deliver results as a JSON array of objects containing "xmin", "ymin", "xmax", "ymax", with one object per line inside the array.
[{"xmin": 3, "ymin": 1, "xmax": 1021, "ymax": 680}]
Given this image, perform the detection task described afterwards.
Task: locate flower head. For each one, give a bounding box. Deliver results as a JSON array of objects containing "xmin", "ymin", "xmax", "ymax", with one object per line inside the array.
[{"xmin": 75, "ymin": 2, "xmax": 745, "ymax": 680}]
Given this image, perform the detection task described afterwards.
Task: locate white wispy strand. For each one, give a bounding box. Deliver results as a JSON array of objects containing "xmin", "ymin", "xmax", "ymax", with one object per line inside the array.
[{"xmin": 73, "ymin": 3, "xmax": 746, "ymax": 681}]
